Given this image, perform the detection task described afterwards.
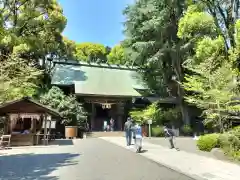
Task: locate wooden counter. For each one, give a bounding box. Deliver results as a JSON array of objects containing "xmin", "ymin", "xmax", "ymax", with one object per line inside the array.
[{"xmin": 10, "ymin": 134, "xmax": 36, "ymax": 146}]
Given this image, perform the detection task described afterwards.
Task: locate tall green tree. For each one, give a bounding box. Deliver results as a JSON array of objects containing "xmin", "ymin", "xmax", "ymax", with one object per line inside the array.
[
  {"xmin": 0, "ymin": 0, "xmax": 67, "ymax": 102},
  {"xmin": 123, "ymin": 0, "xmax": 190, "ymax": 124},
  {"xmin": 74, "ymin": 42, "xmax": 107, "ymax": 63},
  {"xmin": 0, "ymin": 0, "xmax": 67, "ymax": 64},
  {"xmin": 178, "ymin": 4, "xmax": 240, "ymax": 131},
  {"xmin": 58, "ymin": 36, "xmax": 77, "ymax": 59},
  {"xmin": 107, "ymin": 45, "xmax": 129, "ymax": 65},
  {"xmin": 0, "ymin": 53, "xmax": 42, "ymax": 103},
  {"xmin": 187, "ymin": 0, "xmax": 240, "ymax": 52}
]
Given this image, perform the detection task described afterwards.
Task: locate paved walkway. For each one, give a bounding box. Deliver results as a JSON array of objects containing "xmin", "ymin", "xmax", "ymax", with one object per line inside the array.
[
  {"xmin": 0, "ymin": 139, "xmax": 193, "ymax": 180},
  {"xmin": 100, "ymin": 137, "xmax": 240, "ymax": 180},
  {"xmin": 144, "ymin": 137, "xmax": 230, "ymax": 161}
]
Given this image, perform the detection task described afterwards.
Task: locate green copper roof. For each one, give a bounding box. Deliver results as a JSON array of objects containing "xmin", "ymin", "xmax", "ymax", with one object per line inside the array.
[{"xmin": 51, "ymin": 62, "xmax": 147, "ymax": 97}]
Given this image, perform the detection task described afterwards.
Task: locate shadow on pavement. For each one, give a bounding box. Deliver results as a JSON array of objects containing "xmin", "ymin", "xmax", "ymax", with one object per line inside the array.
[
  {"xmin": 0, "ymin": 153, "xmax": 80, "ymax": 180},
  {"xmin": 139, "ymin": 150, "xmax": 148, "ymax": 153}
]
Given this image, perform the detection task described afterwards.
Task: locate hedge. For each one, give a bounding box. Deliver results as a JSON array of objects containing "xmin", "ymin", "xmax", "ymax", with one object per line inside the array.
[
  {"xmin": 219, "ymin": 128, "xmax": 240, "ymax": 160},
  {"xmin": 197, "ymin": 126, "xmax": 240, "ymax": 161},
  {"xmin": 196, "ymin": 133, "xmax": 220, "ymax": 151}
]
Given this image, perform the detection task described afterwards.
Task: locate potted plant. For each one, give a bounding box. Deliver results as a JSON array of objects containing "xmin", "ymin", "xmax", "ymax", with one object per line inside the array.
[{"xmin": 61, "ymin": 96, "xmax": 87, "ymax": 139}]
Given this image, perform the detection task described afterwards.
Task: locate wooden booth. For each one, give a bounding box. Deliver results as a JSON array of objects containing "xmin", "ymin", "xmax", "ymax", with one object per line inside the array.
[{"xmin": 0, "ymin": 97, "xmax": 61, "ymax": 146}]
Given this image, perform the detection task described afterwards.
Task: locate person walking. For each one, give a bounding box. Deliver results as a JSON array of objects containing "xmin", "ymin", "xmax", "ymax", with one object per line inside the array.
[
  {"xmin": 163, "ymin": 126, "xmax": 178, "ymax": 150},
  {"xmin": 124, "ymin": 117, "xmax": 133, "ymax": 146},
  {"xmin": 103, "ymin": 120, "xmax": 107, "ymax": 132},
  {"xmin": 133, "ymin": 121, "xmax": 143, "ymax": 153},
  {"xmin": 110, "ymin": 118, "xmax": 114, "ymax": 132}
]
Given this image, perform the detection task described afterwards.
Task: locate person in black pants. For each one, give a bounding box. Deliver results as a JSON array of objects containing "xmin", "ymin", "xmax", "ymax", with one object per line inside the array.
[{"xmin": 163, "ymin": 126, "xmax": 176, "ymax": 149}]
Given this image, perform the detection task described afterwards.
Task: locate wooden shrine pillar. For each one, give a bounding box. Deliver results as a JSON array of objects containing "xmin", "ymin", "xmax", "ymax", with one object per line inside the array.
[
  {"xmin": 43, "ymin": 114, "xmax": 48, "ymax": 145},
  {"xmin": 4, "ymin": 116, "xmax": 9, "ymax": 134},
  {"xmin": 116, "ymin": 103, "xmax": 125, "ymax": 131},
  {"xmin": 8, "ymin": 114, "xmax": 13, "ymax": 134},
  {"xmin": 31, "ymin": 117, "xmax": 37, "ymax": 134},
  {"xmin": 31, "ymin": 116, "xmax": 36, "ymax": 145},
  {"xmin": 91, "ymin": 103, "xmax": 96, "ymax": 131}
]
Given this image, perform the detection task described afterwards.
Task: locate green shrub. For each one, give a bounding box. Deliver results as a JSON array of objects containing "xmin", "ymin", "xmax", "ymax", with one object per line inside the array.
[
  {"xmin": 218, "ymin": 133, "xmax": 231, "ymax": 149},
  {"xmin": 218, "ymin": 131, "xmax": 240, "ymax": 161},
  {"xmin": 152, "ymin": 126, "xmax": 165, "ymax": 137},
  {"xmin": 230, "ymin": 126, "xmax": 240, "ymax": 139},
  {"xmin": 40, "ymin": 86, "xmax": 87, "ymax": 127},
  {"xmin": 219, "ymin": 133, "xmax": 240, "ymax": 152},
  {"xmin": 181, "ymin": 125, "xmax": 193, "ymax": 135},
  {"xmin": 197, "ymin": 133, "xmax": 220, "ymax": 151},
  {"xmin": 229, "ymin": 150, "xmax": 240, "ymax": 161}
]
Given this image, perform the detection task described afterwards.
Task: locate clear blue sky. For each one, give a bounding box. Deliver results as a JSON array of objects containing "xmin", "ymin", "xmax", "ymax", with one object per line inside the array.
[{"xmin": 58, "ymin": 0, "xmax": 133, "ymax": 47}]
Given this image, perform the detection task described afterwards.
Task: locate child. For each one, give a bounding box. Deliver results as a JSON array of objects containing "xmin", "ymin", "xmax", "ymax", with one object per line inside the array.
[{"xmin": 133, "ymin": 122, "xmax": 143, "ymax": 153}]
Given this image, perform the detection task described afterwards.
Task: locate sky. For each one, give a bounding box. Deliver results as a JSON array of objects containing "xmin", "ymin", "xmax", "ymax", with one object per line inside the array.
[{"xmin": 58, "ymin": 0, "xmax": 134, "ymax": 47}]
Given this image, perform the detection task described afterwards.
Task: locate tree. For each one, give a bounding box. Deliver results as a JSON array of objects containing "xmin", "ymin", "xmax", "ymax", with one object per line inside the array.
[
  {"xmin": 40, "ymin": 86, "xmax": 87, "ymax": 127},
  {"xmin": 187, "ymin": 0, "xmax": 240, "ymax": 53},
  {"xmin": 74, "ymin": 42, "xmax": 107, "ymax": 63},
  {"xmin": 105, "ymin": 46, "xmax": 112, "ymax": 56},
  {"xmin": 0, "ymin": 0, "xmax": 67, "ymax": 101},
  {"xmin": 0, "ymin": 55, "xmax": 42, "ymax": 103},
  {"xmin": 0, "ymin": 0, "xmax": 67, "ymax": 65},
  {"xmin": 107, "ymin": 45, "xmax": 129, "ymax": 65},
  {"xmin": 57, "ymin": 36, "xmax": 77, "ymax": 60},
  {"xmin": 123, "ymin": 0, "xmax": 190, "ymax": 124},
  {"xmin": 178, "ymin": 5, "xmax": 240, "ymax": 132},
  {"xmin": 130, "ymin": 102, "xmax": 159, "ymax": 125}
]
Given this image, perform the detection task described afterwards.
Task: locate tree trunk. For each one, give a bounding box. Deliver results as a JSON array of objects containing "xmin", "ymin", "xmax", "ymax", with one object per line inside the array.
[
  {"xmin": 216, "ymin": 100, "xmax": 224, "ymax": 133},
  {"xmin": 171, "ymin": 47, "xmax": 190, "ymax": 125},
  {"xmin": 177, "ymin": 82, "xmax": 190, "ymax": 125}
]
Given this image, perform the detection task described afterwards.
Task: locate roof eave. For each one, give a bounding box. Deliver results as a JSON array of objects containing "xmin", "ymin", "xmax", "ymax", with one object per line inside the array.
[
  {"xmin": 0, "ymin": 97, "xmax": 62, "ymax": 117},
  {"xmin": 75, "ymin": 93, "xmax": 142, "ymax": 98}
]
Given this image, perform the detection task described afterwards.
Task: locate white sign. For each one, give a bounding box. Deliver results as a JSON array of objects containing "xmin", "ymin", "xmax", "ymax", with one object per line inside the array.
[
  {"xmin": 42, "ymin": 120, "xmax": 56, "ymax": 129},
  {"xmin": 147, "ymin": 119, "xmax": 152, "ymax": 125}
]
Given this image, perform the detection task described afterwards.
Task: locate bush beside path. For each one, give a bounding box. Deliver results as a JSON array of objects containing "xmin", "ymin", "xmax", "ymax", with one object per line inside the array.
[{"xmin": 196, "ymin": 126, "xmax": 240, "ymax": 162}]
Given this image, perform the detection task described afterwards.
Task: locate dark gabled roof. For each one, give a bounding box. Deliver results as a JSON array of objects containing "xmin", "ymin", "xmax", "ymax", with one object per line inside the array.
[
  {"xmin": 53, "ymin": 60, "xmax": 139, "ymax": 70},
  {"xmin": 0, "ymin": 97, "xmax": 61, "ymax": 117},
  {"xmin": 51, "ymin": 61, "xmax": 147, "ymax": 97}
]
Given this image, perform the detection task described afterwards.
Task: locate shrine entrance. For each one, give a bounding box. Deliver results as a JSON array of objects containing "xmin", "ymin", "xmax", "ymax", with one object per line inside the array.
[
  {"xmin": 94, "ymin": 104, "xmax": 110, "ymax": 131},
  {"xmin": 84, "ymin": 97, "xmax": 128, "ymax": 131}
]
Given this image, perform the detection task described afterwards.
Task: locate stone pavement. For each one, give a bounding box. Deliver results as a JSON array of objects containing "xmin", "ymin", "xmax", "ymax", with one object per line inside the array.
[
  {"xmin": 100, "ymin": 137, "xmax": 240, "ymax": 180},
  {"xmin": 144, "ymin": 137, "xmax": 230, "ymax": 161},
  {"xmin": 0, "ymin": 138, "xmax": 194, "ymax": 180}
]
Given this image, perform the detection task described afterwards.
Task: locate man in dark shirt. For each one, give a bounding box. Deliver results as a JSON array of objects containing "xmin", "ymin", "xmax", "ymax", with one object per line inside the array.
[
  {"xmin": 124, "ymin": 117, "xmax": 133, "ymax": 146},
  {"xmin": 163, "ymin": 126, "xmax": 176, "ymax": 149}
]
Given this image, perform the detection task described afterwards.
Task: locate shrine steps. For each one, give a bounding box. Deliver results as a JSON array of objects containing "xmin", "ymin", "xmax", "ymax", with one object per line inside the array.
[{"xmin": 87, "ymin": 131, "xmax": 124, "ymax": 138}]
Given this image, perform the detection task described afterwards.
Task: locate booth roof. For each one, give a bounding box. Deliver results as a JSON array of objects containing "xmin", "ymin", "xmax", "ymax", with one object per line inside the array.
[{"xmin": 0, "ymin": 97, "xmax": 61, "ymax": 117}]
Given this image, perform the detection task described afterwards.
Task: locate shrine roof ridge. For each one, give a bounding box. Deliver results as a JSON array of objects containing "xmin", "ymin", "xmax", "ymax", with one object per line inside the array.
[{"xmin": 52, "ymin": 59, "xmax": 139, "ymax": 71}]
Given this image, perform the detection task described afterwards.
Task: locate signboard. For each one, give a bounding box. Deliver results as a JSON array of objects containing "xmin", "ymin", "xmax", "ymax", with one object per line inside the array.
[
  {"xmin": 42, "ymin": 120, "xmax": 56, "ymax": 129},
  {"xmin": 147, "ymin": 119, "xmax": 152, "ymax": 125}
]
